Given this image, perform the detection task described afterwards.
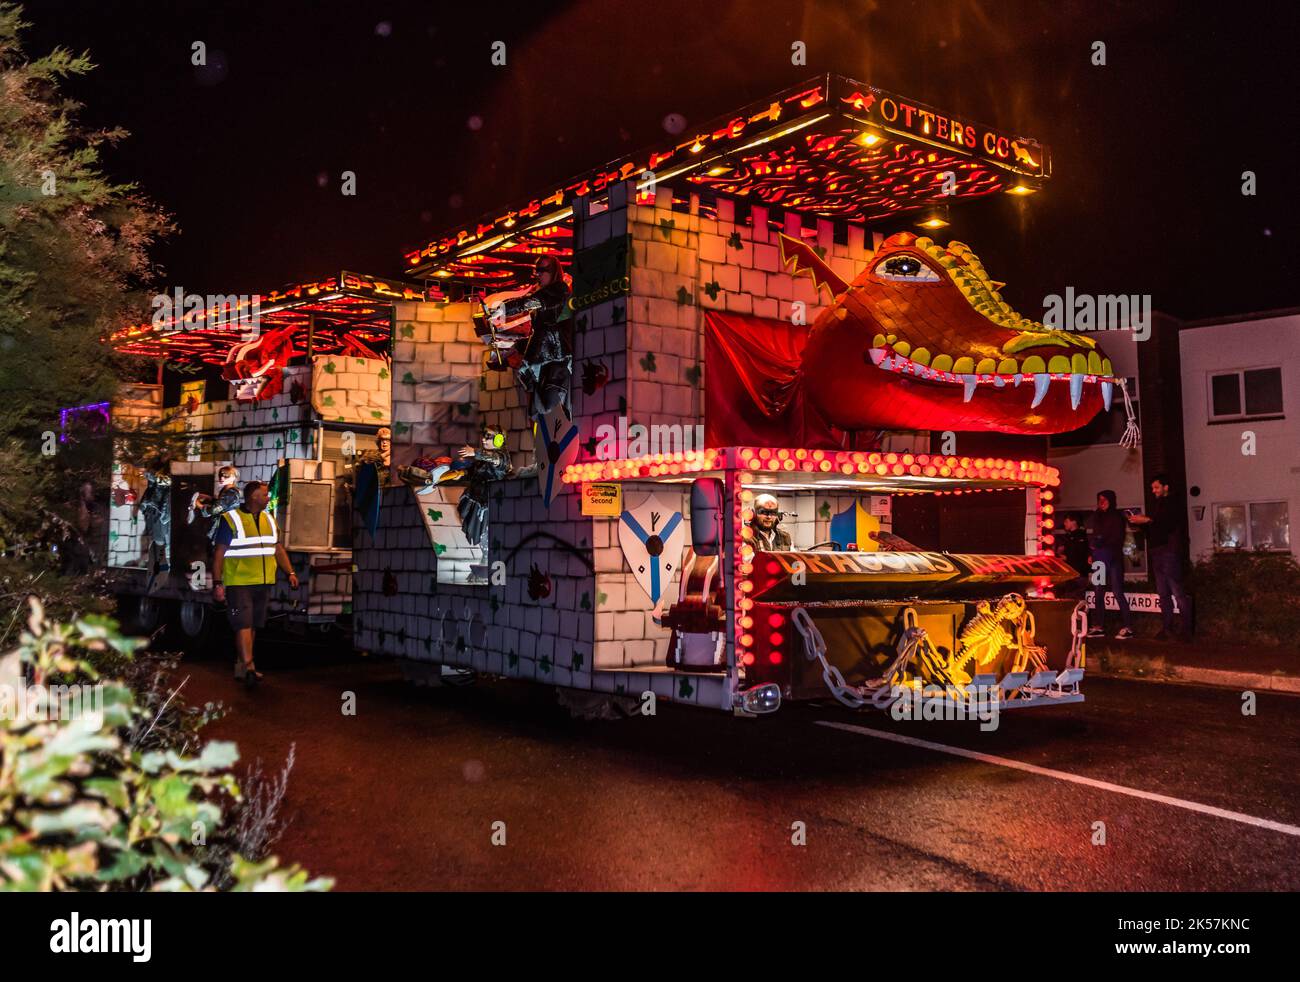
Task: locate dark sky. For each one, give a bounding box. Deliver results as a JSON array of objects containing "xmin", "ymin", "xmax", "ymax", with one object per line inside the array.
[{"xmin": 21, "ymin": 0, "xmax": 1299, "ymax": 320}]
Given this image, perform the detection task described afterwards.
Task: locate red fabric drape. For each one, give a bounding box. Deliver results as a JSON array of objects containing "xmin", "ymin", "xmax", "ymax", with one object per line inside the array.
[{"xmin": 703, "ymin": 310, "xmax": 842, "ymax": 449}]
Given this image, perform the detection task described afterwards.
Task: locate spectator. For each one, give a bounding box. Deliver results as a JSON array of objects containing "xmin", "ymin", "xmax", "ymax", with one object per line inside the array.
[
  {"xmin": 1085, "ymin": 489, "xmax": 1133, "ymax": 639},
  {"xmin": 1130, "ymin": 473, "xmax": 1193, "ymax": 641},
  {"xmin": 1055, "ymin": 514, "xmax": 1090, "ymax": 596}
]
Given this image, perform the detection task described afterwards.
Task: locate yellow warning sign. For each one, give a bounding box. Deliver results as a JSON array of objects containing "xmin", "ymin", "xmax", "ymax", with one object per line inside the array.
[{"xmin": 581, "ymin": 482, "xmax": 622, "ymax": 516}]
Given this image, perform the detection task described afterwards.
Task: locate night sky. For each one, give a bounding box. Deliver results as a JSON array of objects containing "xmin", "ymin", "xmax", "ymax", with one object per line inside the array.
[{"xmin": 22, "ymin": 0, "xmax": 1299, "ymax": 321}]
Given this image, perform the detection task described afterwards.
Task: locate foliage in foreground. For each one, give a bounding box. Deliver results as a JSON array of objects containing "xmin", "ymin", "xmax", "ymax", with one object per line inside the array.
[{"xmin": 0, "ymin": 599, "xmax": 331, "ymax": 891}]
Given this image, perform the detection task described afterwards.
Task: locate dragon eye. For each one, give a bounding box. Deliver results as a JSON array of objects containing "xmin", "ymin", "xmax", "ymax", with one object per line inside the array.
[{"xmin": 874, "ymin": 255, "xmax": 940, "ymax": 282}]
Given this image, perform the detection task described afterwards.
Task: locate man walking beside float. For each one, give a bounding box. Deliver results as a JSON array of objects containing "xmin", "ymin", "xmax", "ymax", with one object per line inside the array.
[{"xmin": 212, "ymin": 481, "xmax": 299, "ymax": 686}]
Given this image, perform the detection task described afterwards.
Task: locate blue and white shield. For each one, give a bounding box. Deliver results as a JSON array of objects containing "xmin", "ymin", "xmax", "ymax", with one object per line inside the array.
[
  {"xmin": 618, "ymin": 492, "xmax": 685, "ymax": 608},
  {"xmin": 535, "ymin": 405, "xmax": 580, "ymax": 508}
]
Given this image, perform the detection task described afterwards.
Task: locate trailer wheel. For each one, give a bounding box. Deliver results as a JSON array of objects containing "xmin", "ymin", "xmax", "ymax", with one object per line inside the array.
[
  {"xmin": 136, "ymin": 595, "xmax": 163, "ymax": 633},
  {"xmin": 179, "ymin": 600, "xmax": 207, "ymax": 638}
]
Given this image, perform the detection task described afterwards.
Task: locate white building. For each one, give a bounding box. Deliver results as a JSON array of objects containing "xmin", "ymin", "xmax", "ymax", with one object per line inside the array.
[{"xmin": 1180, "ymin": 308, "xmax": 1298, "ymax": 560}]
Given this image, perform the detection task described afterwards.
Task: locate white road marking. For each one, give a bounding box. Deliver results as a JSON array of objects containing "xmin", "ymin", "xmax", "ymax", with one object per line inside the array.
[{"xmin": 817, "ymin": 720, "xmax": 1300, "ymax": 839}]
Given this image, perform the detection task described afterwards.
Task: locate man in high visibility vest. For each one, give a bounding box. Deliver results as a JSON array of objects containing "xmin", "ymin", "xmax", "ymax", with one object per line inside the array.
[{"xmin": 212, "ymin": 481, "xmax": 299, "ymax": 684}]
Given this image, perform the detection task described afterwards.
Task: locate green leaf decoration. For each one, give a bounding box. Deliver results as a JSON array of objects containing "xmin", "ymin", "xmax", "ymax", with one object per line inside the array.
[
  {"xmin": 539, "ymin": 656, "xmax": 552, "ymax": 674},
  {"xmin": 508, "ymin": 652, "xmax": 519, "ymax": 668},
  {"xmin": 571, "ymin": 651, "xmax": 585, "ymax": 672},
  {"xmin": 640, "ymin": 352, "xmax": 657, "ymax": 372},
  {"xmin": 323, "ymin": 395, "xmax": 335, "ymax": 407},
  {"xmin": 427, "ymin": 509, "xmax": 443, "ymax": 522},
  {"xmin": 596, "ymin": 591, "xmax": 607, "ymax": 606},
  {"xmin": 727, "ymin": 231, "xmax": 742, "ymax": 250},
  {"xmin": 400, "ymin": 324, "xmax": 415, "ymax": 338},
  {"xmin": 675, "ymin": 285, "xmax": 693, "ymax": 306},
  {"xmin": 812, "ymin": 244, "xmax": 828, "ymax": 260},
  {"xmin": 703, "ymin": 280, "xmax": 721, "ymax": 300},
  {"xmin": 685, "ymin": 363, "xmax": 702, "ymax": 386},
  {"xmin": 580, "ymin": 591, "xmax": 592, "ymax": 610},
  {"xmin": 678, "ymin": 676, "xmax": 695, "ymax": 699},
  {"xmin": 818, "ymin": 501, "xmax": 832, "ymax": 520},
  {"xmin": 378, "ymin": 367, "xmax": 389, "ymax": 380},
  {"xmin": 402, "ymin": 371, "xmax": 416, "ymax": 384},
  {"xmin": 371, "ymin": 410, "xmax": 383, "ymax": 419},
  {"xmin": 324, "ymin": 361, "xmax": 336, "ymax": 374},
  {"xmin": 657, "ymin": 217, "xmax": 675, "ymax": 239},
  {"xmin": 394, "ymin": 421, "xmax": 411, "ymax": 435},
  {"xmin": 433, "ymin": 542, "xmax": 447, "ymax": 556}
]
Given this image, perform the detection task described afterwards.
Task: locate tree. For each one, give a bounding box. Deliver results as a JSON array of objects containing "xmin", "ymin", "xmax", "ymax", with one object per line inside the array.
[{"xmin": 0, "ymin": 2, "xmax": 173, "ymax": 580}]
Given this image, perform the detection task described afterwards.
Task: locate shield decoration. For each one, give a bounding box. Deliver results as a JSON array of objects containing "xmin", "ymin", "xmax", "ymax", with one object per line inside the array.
[
  {"xmin": 535, "ymin": 404, "xmax": 580, "ymax": 507},
  {"xmin": 618, "ymin": 492, "xmax": 685, "ymax": 608}
]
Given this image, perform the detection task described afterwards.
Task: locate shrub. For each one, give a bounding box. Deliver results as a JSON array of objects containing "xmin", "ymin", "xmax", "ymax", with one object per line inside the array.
[
  {"xmin": 0, "ymin": 598, "xmax": 331, "ymax": 891},
  {"xmin": 1189, "ymin": 551, "xmax": 1300, "ymax": 648}
]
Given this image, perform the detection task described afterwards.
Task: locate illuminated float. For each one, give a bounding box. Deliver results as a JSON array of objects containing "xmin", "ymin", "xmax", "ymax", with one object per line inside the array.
[
  {"xmin": 348, "ymin": 75, "xmax": 1116, "ymax": 715},
  {"xmin": 103, "ymin": 272, "xmax": 429, "ymax": 638}
]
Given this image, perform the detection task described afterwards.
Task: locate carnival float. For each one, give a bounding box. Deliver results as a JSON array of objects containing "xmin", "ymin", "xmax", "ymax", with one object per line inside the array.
[{"xmin": 102, "ymin": 75, "xmax": 1128, "ymax": 715}]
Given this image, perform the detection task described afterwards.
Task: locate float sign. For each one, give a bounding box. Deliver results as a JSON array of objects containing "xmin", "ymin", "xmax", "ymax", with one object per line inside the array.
[{"xmin": 582, "ymin": 482, "xmax": 622, "ymax": 516}]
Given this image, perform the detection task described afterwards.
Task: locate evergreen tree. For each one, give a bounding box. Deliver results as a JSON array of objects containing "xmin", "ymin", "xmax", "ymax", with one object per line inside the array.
[{"xmin": 0, "ymin": 3, "xmax": 172, "ymax": 565}]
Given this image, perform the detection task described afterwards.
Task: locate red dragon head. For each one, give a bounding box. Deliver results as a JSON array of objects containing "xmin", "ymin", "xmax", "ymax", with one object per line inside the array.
[
  {"xmin": 222, "ymin": 325, "xmax": 297, "ymax": 401},
  {"xmin": 786, "ymin": 232, "xmax": 1116, "ymax": 434}
]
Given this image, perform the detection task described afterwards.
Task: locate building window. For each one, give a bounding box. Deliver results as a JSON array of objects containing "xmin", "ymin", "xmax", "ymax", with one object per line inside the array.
[
  {"xmin": 1209, "ymin": 367, "xmax": 1284, "ymax": 422},
  {"xmin": 1213, "ymin": 501, "xmax": 1290, "ymax": 551}
]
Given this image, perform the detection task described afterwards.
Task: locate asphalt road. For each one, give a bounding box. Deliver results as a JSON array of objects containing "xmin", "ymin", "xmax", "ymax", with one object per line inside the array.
[{"xmin": 178, "ymin": 638, "xmax": 1300, "ymax": 891}]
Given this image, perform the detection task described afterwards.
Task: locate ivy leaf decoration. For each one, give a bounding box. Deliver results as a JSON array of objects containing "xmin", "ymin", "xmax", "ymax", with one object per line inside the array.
[
  {"xmin": 703, "ymin": 280, "xmax": 721, "ymax": 301},
  {"xmin": 639, "ymin": 352, "xmax": 657, "ymax": 373},
  {"xmin": 684, "ymin": 363, "xmax": 702, "ymax": 386},
  {"xmin": 657, "ymin": 217, "xmax": 675, "ymax": 240},
  {"xmin": 727, "ymin": 231, "xmax": 742, "ymax": 250},
  {"xmin": 675, "ymin": 285, "xmax": 693, "ymax": 306}
]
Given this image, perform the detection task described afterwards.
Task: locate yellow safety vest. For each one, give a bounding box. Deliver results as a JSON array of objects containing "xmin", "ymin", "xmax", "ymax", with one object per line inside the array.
[{"xmin": 221, "ymin": 508, "xmax": 280, "ymax": 586}]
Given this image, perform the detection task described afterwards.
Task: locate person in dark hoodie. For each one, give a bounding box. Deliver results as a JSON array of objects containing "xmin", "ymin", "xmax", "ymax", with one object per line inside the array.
[{"xmin": 1085, "ymin": 489, "xmax": 1133, "ymax": 639}]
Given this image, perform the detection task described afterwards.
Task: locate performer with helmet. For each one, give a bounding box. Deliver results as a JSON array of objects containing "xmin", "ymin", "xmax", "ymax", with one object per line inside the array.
[
  {"xmin": 749, "ymin": 493, "xmax": 792, "ymax": 551},
  {"xmin": 455, "ymin": 427, "xmax": 513, "ymax": 561}
]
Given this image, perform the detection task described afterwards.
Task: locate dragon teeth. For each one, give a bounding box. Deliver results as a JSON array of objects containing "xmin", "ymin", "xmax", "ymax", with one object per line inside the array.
[
  {"xmin": 1031, "ymin": 373, "xmax": 1051, "ymax": 409},
  {"xmin": 1101, "ymin": 380, "xmax": 1114, "ymax": 412},
  {"xmin": 961, "ymin": 375, "xmax": 978, "ymax": 403},
  {"xmin": 1069, "ymin": 373, "xmax": 1085, "ymax": 411},
  {"xmin": 868, "ymin": 348, "xmax": 886, "ymax": 366}
]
